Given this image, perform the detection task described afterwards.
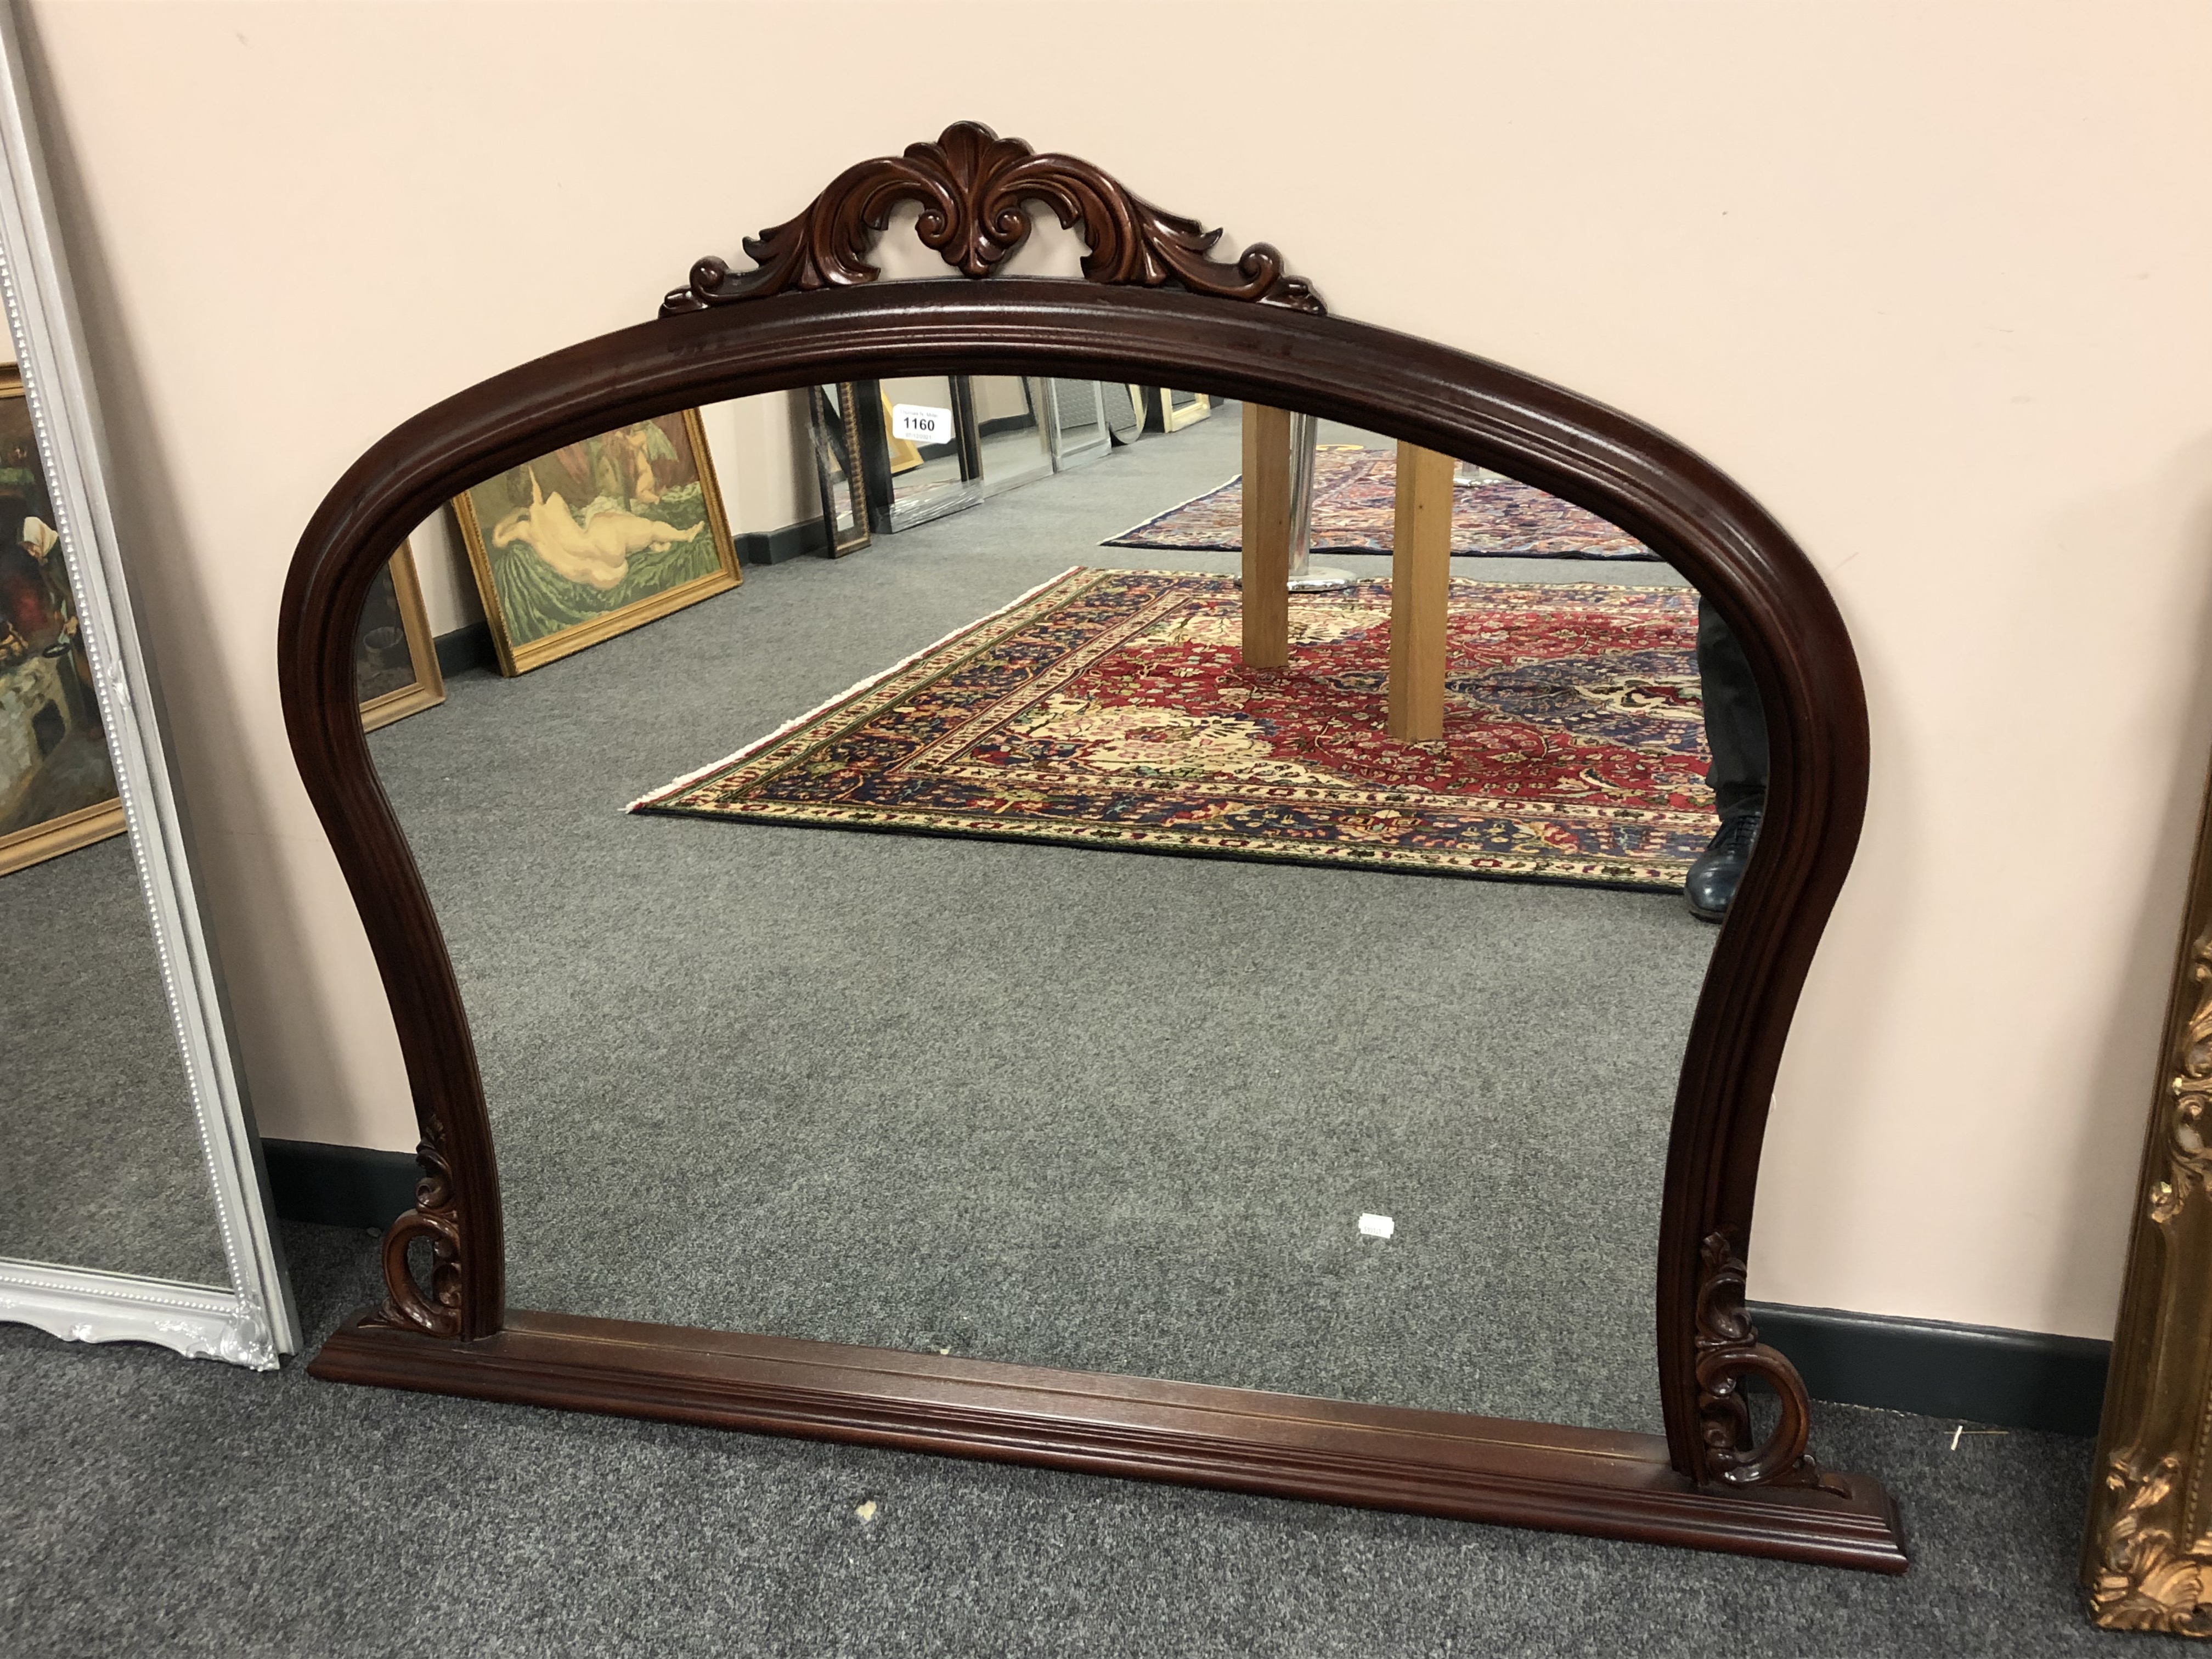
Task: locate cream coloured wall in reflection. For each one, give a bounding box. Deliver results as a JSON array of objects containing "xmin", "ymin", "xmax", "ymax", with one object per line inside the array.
[{"xmin": 19, "ymin": 1, "xmax": 2211, "ymax": 1341}]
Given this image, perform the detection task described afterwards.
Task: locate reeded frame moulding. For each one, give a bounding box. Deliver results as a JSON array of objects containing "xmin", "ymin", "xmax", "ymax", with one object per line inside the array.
[{"xmin": 280, "ymin": 122, "xmax": 1895, "ymax": 1569}]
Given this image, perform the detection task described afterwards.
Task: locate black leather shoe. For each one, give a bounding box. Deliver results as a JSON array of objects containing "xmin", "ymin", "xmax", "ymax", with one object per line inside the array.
[{"xmin": 1685, "ymin": 811, "xmax": 1760, "ymax": 922}]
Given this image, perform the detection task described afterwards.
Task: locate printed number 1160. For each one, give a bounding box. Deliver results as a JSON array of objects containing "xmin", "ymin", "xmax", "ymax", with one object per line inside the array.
[{"xmin": 891, "ymin": 404, "xmax": 953, "ymax": 443}]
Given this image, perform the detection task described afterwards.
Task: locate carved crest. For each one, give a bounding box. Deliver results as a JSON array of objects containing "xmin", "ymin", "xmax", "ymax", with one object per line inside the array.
[{"xmin": 660, "ymin": 121, "xmax": 1324, "ymax": 318}]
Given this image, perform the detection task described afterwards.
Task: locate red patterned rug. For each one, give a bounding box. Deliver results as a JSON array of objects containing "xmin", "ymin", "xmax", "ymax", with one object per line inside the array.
[
  {"xmin": 632, "ymin": 569, "xmax": 1716, "ymax": 889},
  {"xmin": 1103, "ymin": 449, "xmax": 1656, "ymax": 561}
]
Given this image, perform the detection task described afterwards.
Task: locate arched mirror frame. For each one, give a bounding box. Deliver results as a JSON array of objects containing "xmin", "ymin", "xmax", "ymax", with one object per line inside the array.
[{"xmin": 279, "ymin": 125, "xmax": 1898, "ymax": 1572}]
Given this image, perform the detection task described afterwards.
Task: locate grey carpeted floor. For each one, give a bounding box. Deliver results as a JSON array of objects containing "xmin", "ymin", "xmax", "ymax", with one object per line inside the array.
[
  {"xmin": 368, "ymin": 401, "xmax": 1713, "ymax": 1435},
  {"xmin": 1, "ymin": 831, "xmax": 227, "ymax": 1284},
  {"xmin": 0, "ymin": 1222, "xmax": 2134, "ymax": 1657}
]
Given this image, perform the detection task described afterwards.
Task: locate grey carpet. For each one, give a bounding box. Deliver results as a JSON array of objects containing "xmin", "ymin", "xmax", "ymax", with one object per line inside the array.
[
  {"xmin": 0, "ymin": 832, "xmax": 227, "ymax": 1284},
  {"xmin": 0, "ymin": 1222, "xmax": 2134, "ymax": 1657},
  {"xmin": 368, "ymin": 401, "xmax": 1714, "ymax": 1434}
]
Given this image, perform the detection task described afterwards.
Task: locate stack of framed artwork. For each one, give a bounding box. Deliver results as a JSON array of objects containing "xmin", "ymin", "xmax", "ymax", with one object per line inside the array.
[{"xmin": 801, "ymin": 376, "xmax": 1126, "ymax": 554}]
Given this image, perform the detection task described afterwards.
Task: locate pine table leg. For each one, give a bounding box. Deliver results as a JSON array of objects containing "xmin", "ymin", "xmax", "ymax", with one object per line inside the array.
[
  {"xmin": 1388, "ymin": 442, "xmax": 1454, "ymax": 741},
  {"xmin": 1240, "ymin": 403, "xmax": 1293, "ymax": 670}
]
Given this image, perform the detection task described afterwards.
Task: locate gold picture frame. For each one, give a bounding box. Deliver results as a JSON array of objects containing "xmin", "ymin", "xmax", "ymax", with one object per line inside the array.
[
  {"xmin": 1160, "ymin": 388, "xmax": 1214, "ymax": 432},
  {"xmin": 452, "ymin": 408, "xmax": 740, "ymax": 676},
  {"xmin": 2083, "ymin": 758, "xmax": 2212, "ymax": 1635},
  {"xmin": 808, "ymin": 384, "xmax": 872, "ymax": 556},
  {"xmin": 1126, "ymin": 386, "xmax": 1214, "ymax": 435},
  {"xmin": 357, "ymin": 540, "xmax": 445, "ymax": 732},
  {"xmin": 0, "ymin": 794, "xmax": 122, "ymax": 878},
  {"xmin": 0, "ymin": 362, "xmax": 122, "ymax": 879}
]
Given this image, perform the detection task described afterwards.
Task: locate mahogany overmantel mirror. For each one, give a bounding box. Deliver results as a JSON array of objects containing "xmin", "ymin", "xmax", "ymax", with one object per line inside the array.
[{"xmin": 279, "ymin": 124, "xmax": 1898, "ymax": 1571}]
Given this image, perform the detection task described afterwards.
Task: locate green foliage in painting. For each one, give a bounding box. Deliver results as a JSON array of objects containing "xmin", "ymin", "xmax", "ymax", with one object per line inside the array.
[
  {"xmin": 484, "ymin": 482, "xmax": 719, "ymax": 648},
  {"xmin": 466, "ymin": 416, "xmax": 725, "ymax": 649}
]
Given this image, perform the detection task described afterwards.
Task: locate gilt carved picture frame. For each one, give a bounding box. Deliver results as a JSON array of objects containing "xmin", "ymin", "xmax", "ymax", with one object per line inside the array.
[
  {"xmin": 279, "ymin": 122, "xmax": 1897, "ymax": 1571},
  {"xmin": 2083, "ymin": 753, "xmax": 2212, "ymax": 1633}
]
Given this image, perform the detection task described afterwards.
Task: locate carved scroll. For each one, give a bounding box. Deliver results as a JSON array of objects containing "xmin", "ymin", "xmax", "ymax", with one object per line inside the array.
[
  {"xmin": 363, "ymin": 1140, "xmax": 465, "ymax": 1339},
  {"xmin": 660, "ymin": 121, "xmax": 1324, "ymax": 318},
  {"xmin": 1692, "ymin": 1231, "xmax": 1839, "ymax": 1490},
  {"xmin": 2149, "ymin": 927, "xmax": 2212, "ymax": 1226},
  {"xmin": 2089, "ymin": 1453, "xmax": 2212, "ymax": 1634}
]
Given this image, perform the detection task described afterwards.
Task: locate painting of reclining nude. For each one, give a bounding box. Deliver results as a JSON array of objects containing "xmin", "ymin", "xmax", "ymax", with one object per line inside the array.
[
  {"xmin": 453, "ymin": 409, "xmax": 741, "ymax": 675},
  {"xmin": 0, "ymin": 366, "xmax": 121, "ymax": 878}
]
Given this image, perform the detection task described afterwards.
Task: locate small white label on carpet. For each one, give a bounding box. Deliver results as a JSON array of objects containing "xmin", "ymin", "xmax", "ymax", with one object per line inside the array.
[{"xmin": 1358, "ymin": 1213, "xmax": 1395, "ymax": 1239}]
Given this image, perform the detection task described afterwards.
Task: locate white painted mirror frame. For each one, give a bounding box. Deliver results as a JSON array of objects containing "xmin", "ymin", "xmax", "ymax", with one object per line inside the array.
[{"xmin": 0, "ymin": 3, "xmax": 296, "ymax": 1368}]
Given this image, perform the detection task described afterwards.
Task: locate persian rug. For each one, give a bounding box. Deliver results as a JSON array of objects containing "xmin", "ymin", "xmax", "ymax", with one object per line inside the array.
[
  {"xmin": 1103, "ymin": 448, "xmax": 1657, "ymax": 561},
  {"xmin": 633, "ymin": 569, "xmax": 1716, "ymax": 889}
]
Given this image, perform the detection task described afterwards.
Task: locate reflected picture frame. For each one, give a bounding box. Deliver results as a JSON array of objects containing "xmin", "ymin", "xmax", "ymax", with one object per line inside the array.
[
  {"xmin": 806, "ymin": 382, "xmax": 871, "ymax": 557},
  {"xmin": 1042, "ymin": 378, "xmax": 1114, "ymax": 472},
  {"xmin": 356, "ymin": 540, "xmax": 445, "ymax": 731},
  {"xmin": 1127, "ymin": 385, "xmax": 1211, "ymax": 435},
  {"xmin": 0, "ymin": 360, "xmax": 123, "ymax": 878},
  {"xmin": 452, "ymin": 407, "xmax": 742, "ymax": 676},
  {"xmin": 1160, "ymin": 388, "xmax": 1214, "ymax": 432}
]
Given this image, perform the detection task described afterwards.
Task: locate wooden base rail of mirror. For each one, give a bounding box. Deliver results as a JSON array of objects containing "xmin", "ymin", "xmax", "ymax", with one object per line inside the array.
[{"xmin": 310, "ymin": 1308, "xmax": 1905, "ymax": 1572}]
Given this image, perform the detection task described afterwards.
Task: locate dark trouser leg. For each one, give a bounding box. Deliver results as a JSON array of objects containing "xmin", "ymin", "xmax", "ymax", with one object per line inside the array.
[{"xmin": 1697, "ymin": 598, "xmax": 1767, "ymax": 821}]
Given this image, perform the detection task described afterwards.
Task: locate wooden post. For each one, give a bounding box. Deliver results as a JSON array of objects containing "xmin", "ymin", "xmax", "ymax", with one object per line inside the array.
[
  {"xmin": 1240, "ymin": 403, "xmax": 1293, "ymax": 670},
  {"xmin": 1388, "ymin": 442, "xmax": 1454, "ymax": 741}
]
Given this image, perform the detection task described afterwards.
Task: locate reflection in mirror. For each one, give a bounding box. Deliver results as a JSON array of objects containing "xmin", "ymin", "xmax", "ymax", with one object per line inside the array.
[
  {"xmin": 969, "ymin": 375, "xmax": 1053, "ymax": 497},
  {"xmin": 1041, "ymin": 380, "xmax": 1111, "ymax": 472},
  {"xmin": 451, "ymin": 410, "xmax": 742, "ymax": 677},
  {"xmin": 805, "ymin": 385, "xmax": 870, "ymax": 558},
  {"xmin": 0, "ymin": 843, "xmax": 225, "ymax": 1284},
  {"xmin": 879, "ymin": 373, "xmax": 977, "ymax": 529},
  {"xmin": 354, "ymin": 543, "xmax": 445, "ymax": 731},
  {"xmin": 369, "ymin": 380, "xmax": 1762, "ymax": 1436},
  {"xmin": 0, "ymin": 366, "xmax": 226, "ymax": 1285},
  {"xmin": 1153, "ymin": 387, "xmax": 1213, "ymax": 432}
]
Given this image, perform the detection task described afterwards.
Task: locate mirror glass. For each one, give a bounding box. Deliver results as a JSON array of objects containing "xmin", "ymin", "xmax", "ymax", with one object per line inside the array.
[
  {"xmin": 0, "ymin": 368, "xmax": 227, "ymax": 1285},
  {"xmin": 369, "ymin": 373, "xmax": 1762, "ymax": 1437},
  {"xmin": 806, "ymin": 385, "xmax": 866, "ymax": 556},
  {"xmin": 970, "ymin": 375, "xmax": 1053, "ymax": 496},
  {"xmin": 878, "ymin": 373, "xmax": 977, "ymax": 528},
  {"xmin": 1043, "ymin": 379, "xmax": 1112, "ymax": 471}
]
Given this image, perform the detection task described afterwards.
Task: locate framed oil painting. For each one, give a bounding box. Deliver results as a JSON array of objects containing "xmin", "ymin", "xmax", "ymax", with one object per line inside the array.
[
  {"xmin": 452, "ymin": 409, "xmax": 740, "ymax": 675},
  {"xmin": 356, "ymin": 541, "xmax": 445, "ymax": 731},
  {"xmin": 0, "ymin": 364, "xmax": 122, "ymax": 878}
]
